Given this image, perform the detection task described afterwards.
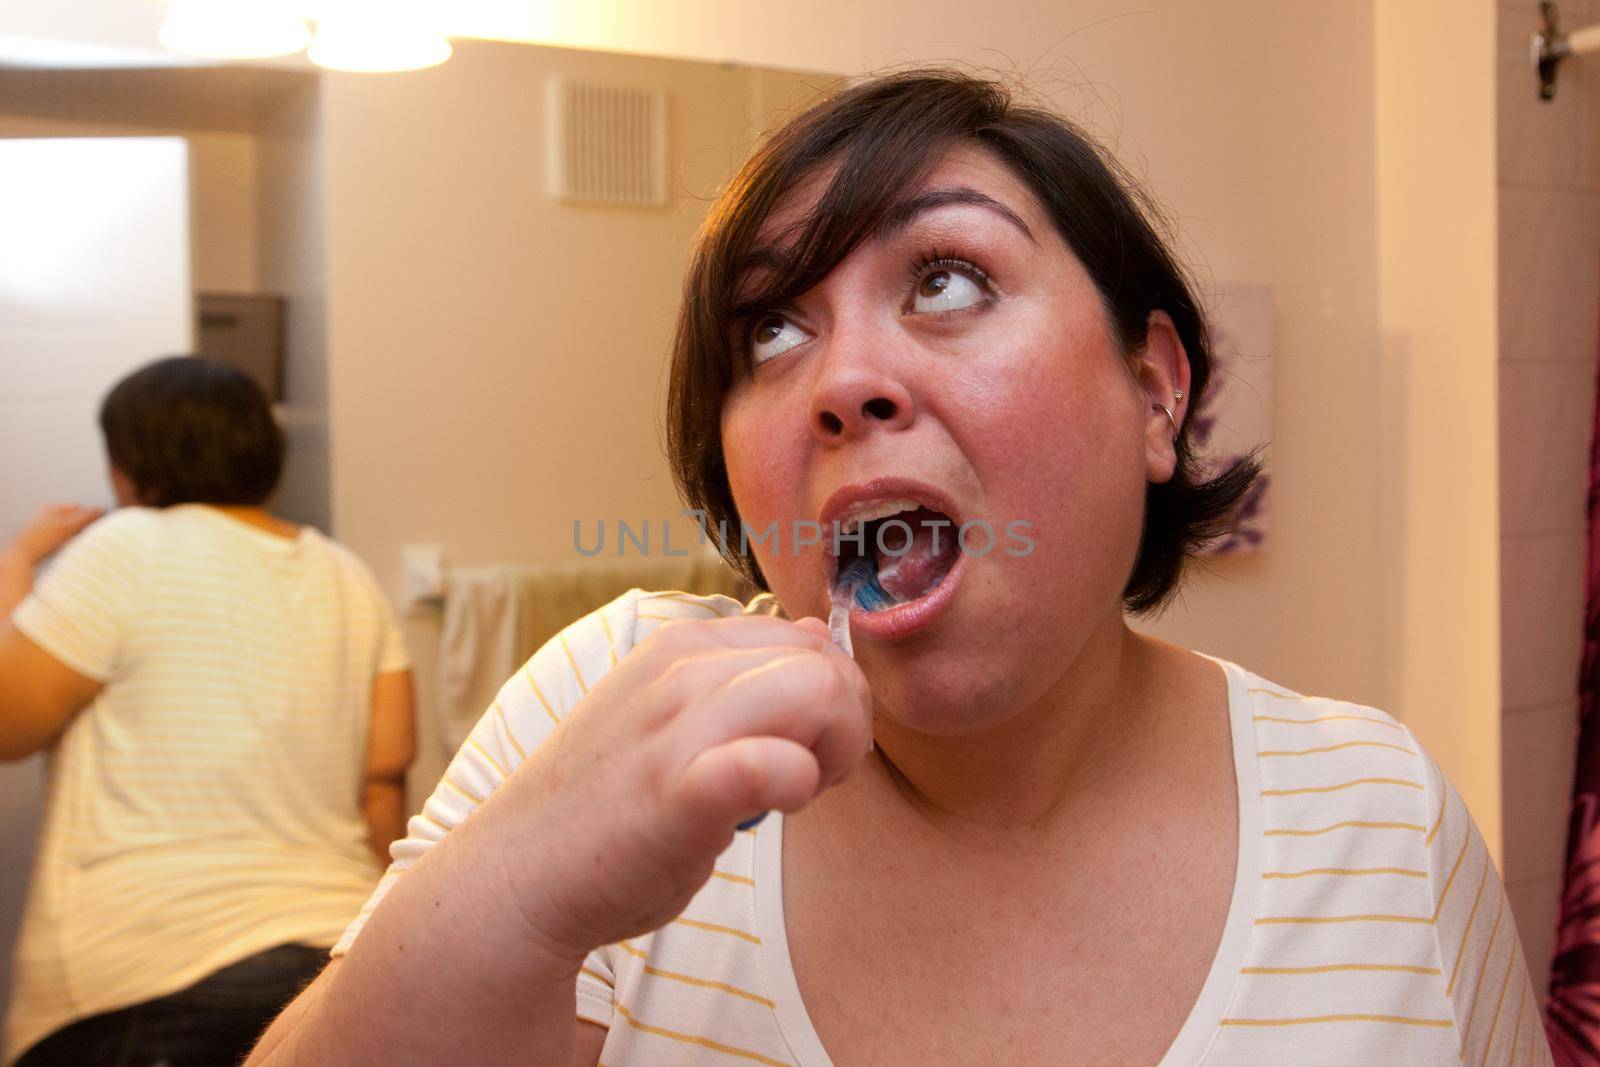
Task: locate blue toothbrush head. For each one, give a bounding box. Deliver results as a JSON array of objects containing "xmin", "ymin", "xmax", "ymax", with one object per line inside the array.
[
  {"xmin": 835, "ymin": 555, "xmax": 875, "ymax": 590},
  {"xmin": 836, "ymin": 556, "xmax": 894, "ymax": 611},
  {"xmin": 854, "ymin": 577, "xmax": 895, "ymax": 611}
]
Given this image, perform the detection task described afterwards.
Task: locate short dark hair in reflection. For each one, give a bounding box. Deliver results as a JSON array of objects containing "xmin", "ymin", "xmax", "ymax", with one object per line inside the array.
[{"xmin": 99, "ymin": 355, "xmax": 284, "ymax": 508}]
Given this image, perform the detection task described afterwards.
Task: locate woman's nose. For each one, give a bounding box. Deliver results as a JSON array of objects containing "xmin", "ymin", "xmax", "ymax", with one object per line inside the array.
[{"xmin": 808, "ymin": 349, "xmax": 915, "ymax": 443}]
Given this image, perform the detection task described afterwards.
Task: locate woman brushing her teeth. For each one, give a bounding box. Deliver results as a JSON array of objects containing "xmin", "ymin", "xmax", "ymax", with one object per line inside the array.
[{"xmin": 251, "ymin": 71, "xmax": 1550, "ymax": 1065}]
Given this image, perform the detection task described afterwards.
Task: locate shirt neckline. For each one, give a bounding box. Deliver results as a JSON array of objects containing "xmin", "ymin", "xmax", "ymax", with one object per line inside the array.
[
  {"xmin": 169, "ymin": 504, "xmax": 310, "ymax": 555},
  {"xmin": 751, "ymin": 655, "xmax": 1261, "ymax": 1067}
]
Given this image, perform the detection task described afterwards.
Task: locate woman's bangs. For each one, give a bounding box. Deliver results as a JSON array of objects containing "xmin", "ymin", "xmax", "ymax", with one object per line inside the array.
[{"xmin": 713, "ymin": 132, "xmax": 958, "ymax": 365}]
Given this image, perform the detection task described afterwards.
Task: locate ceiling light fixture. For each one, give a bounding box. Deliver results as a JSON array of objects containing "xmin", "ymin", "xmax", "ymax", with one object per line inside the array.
[
  {"xmin": 306, "ymin": 1, "xmax": 451, "ymax": 73},
  {"xmin": 157, "ymin": 0, "xmax": 311, "ymax": 60}
]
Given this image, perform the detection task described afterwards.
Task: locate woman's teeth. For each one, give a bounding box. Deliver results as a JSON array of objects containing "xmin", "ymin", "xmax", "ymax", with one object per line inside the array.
[{"xmin": 838, "ymin": 498, "xmax": 924, "ymax": 534}]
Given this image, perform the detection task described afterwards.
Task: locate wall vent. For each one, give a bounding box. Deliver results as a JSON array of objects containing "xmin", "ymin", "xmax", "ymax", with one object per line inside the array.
[{"xmin": 547, "ymin": 77, "xmax": 667, "ymax": 208}]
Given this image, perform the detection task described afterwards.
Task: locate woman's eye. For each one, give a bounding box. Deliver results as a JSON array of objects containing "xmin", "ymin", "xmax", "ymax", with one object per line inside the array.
[
  {"xmin": 748, "ymin": 314, "xmax": 809, "ymax": 365},
  {"xmin": 909, "ymin": 267, "xmax": 986, "ymax": 314}
]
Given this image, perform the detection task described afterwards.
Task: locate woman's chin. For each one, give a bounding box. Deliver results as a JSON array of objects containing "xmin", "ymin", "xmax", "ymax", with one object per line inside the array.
[{"xmin": 864, "ymin": 656, "xmax": 1033, "ymax": 739}]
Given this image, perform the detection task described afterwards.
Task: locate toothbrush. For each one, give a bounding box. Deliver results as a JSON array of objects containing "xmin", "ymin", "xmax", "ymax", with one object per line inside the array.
[
  {"xmin": 829, "ymin": 557, "xmax": 893, "ymax": 656},
  {"xmin": 740, "ymin": 560, "xmax": 881, "ymax": 833}
]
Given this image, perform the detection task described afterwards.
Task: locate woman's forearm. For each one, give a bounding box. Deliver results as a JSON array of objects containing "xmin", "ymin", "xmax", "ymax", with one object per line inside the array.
[{"xmin": 361, "ymin": 780, "xmax": 407, "ymax": 865}]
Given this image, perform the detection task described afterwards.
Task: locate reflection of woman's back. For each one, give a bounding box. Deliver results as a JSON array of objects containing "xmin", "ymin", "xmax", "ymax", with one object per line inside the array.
[{"xmin": 0, "ymin": 356, "xmax": 413, "ymax": 1067}]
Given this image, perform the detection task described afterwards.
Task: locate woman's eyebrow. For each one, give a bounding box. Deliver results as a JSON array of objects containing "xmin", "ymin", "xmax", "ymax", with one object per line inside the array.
[
  {"xmin": 878, "ymin": 187, "xmax": 1035, "ymax": 244},
  {"xmin": 727, "ymin": 247, "xmax": 789, "ymax": 315},
  {"xmin": 726, "ymin": 187, "xmax": 1033, "ymax": 309}
]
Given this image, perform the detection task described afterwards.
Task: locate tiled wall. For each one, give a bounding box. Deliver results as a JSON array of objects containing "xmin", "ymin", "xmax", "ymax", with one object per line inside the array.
[{"xmin": 1497, "ymin": 0, "xmax": 1600, "ymax": 1001}]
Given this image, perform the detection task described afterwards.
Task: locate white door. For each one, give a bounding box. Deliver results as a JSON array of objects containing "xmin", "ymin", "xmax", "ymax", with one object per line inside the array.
[{"xmin": 0, "ymin": 136, "xmax": 192, "ymax": 1045}]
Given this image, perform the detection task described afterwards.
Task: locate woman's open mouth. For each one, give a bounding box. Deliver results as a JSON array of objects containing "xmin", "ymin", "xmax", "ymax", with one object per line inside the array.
[{"xmin": 827, "ymin": 498, "xmax": 966, "ymax": 641}]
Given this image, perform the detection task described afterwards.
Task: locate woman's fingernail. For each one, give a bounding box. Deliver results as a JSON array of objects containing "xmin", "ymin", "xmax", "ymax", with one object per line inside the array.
[{"xmin": 736, "ymin": 811, "xmax": 768, "ymax": 831}]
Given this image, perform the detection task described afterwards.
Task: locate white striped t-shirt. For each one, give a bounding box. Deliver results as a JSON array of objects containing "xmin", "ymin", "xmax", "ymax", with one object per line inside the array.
[
  {"xmin": 7, "ymin": 505, "xmax": 410, "ymax": 1064},
  {"xmin": 335, "ymin": 588, "xmax": 1552, "ymax": 1065}
]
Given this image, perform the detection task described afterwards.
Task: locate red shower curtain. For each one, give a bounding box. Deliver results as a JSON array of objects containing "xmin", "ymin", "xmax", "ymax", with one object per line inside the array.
[{"xmin": 1547, "ymin": 336, "xmax": 1600, "ymax": 1064}]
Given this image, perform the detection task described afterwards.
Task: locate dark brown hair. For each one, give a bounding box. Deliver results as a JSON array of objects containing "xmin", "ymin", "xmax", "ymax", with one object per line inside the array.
[
  {"xmin": 100, "ymin": 355, "xmax": 284, "ymax": 508},
  {"xmin": 667, "ymin": 69, "xmax": 1261, "ymax": 615}
]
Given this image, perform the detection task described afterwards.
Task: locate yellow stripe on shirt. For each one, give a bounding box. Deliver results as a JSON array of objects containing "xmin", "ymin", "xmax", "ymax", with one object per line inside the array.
[
  {"xmin": 1264, "ymin": 820, "xmax": 1425, "ymax": 837},
  {"xmin": 1243, "ymin": 964, "xmax": 1442, "ymax": 976},
  {"xmin": 1448, "ymin": 859, "xmax": 1493, "ymax": 996},
  {"xmin": 1478, "ymin": 925, "xmax": 1520, "ymax": 1067},
  {"xmin": 1254, "ymin": 713, "xmax": 1405, "ymax": 730},
  {"xmin": 491, "ymin": 701, "xmax": 528, "ymax": 761},
  {"xmin": 613, "ymin": 1003, "xmax": 791, "ymax": 1066},
  {"xmin": 439, "ymin": 775, "xmax": 485, "ymax": 806},
  {"xmin": 671, "ymin": 916, "xmax": 761, "ymax": 944},
  {"xmin": 1431, "ymin": 830, "xmax": 1472, "ymax": 920},
  {"xmin": 1261, "ymin": 777, "xmax": 1424, "ymax": 797},
  {"xmin": 1458, "ymin": 894, "xmax": 1506, "ymax": 1053},
  {"xmin": 466, "ymin": 737, "xmax": 509, "ymax": 780},
  {"xmin": 597, "ymin": 607, "xmax": 619, "ymax": 666},
  {"xmin": 1259, "ymin": 741, "xmax": 1417, "ymax": 758},
  {"xmin": 559, "ymin": 634, "xmax": 590, "ymax": 695},
  {"xmin": 617, "ymin": 940, "xmax": 775, "ymax": 1008},
  {"xmin": 1262, "ymin": 868, "xmax": 1427, "ymax": 880},
  {"xmin": 1221, "ymin": 1014, "xmax": 1453, "ymax": 1029},
  {"xmin": 522, "ymin": 663, "xmax": 562, "ymax": 726},
  {"xmin": 1256, "ymin": 914, "xmax": 1434, "ymax": 926},
  {"xmin": 1427, "ymin": 788, "xmax": 1448, "ymax": 846}
]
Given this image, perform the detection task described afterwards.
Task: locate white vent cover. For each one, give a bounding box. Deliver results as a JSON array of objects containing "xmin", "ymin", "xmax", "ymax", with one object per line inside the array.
[{"xmin": 547, "ymin": 77, "xmax": 667, "ymax": 208}]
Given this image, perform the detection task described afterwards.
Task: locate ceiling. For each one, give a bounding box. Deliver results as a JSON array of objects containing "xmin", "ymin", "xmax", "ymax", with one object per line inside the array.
[{"xmin": 0, "ymin": 0, "xmax": 1135, "ymax": 78}]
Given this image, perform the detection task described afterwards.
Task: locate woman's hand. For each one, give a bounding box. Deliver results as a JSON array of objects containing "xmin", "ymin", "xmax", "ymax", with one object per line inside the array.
[
  {"xmin": 458, "ymin": 613, "xmax": 873, "ymax": 966},
  {"xmin": 1, "ymin": 504, "xmax": 104, "ymax": 619},
  {"xmin": 4, "ymin": 504, "xmax": 102, "ymax": 568}
]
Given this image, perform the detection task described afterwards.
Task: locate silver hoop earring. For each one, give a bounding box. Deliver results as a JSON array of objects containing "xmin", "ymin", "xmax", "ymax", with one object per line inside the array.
[{"xmin": 1153, "ymin": 402, "xmax": 1179, "ymax": 443}]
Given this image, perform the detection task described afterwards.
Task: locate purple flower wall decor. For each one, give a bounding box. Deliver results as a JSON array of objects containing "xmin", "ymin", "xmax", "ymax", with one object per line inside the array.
[{"xmin": 1193, "ymin": 284, "xmax": 1274, "ymax": 555}]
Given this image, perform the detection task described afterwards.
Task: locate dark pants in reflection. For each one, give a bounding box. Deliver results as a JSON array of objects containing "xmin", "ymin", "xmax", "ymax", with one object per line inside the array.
[{"xmin": 15, "ymin": 943, "xmax": 325, "ymax": 1067}]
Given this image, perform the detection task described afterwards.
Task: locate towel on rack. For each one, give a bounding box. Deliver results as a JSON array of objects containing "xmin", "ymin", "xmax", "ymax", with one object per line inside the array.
[
  {"xmin": 436, "ymin": 566, "xmax": 522, "ymax": 757},
  {"xmin": 435, "ymin": 553, "xmax": 753, "ymax": 753}
]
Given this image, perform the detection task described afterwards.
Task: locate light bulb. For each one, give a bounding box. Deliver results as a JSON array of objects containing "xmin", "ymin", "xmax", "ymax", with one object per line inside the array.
[
  {"xmin": 157, "ymin": 0, "xmax": 311, "ymax": 60},
  {"xmin": 307, "ymin": 1, "xmax": 451, "ymax": 73}
]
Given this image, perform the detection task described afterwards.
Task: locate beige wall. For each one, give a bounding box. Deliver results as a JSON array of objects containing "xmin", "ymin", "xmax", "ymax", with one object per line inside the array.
[
  {"xmin": 1373, "ymin": 0, "xmax": 1504, "ymax": 855},
  {"xmin": 1077, "ymin": 4, "xmax": 1386, "ymax": 713},
  {"xmin": 256, "ymin": 79, "xmax": 331, "ymax": 530},
  {"xmin": 322, "ymin": 47, "xmax": 827, "ymax": 572},
  {"xmin": 1495, "ymin": 0, "xmax": 1600, "ymax": 1000}
]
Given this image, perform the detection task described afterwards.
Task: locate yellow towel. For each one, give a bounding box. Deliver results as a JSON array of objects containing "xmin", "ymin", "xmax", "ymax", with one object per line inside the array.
[
  {"xmin": 435, "ymin": 553, "xmax": 754, "ymax": 751},
  {"xmin": 511, "ymin": 552, "xmax": 753, "ymax": 660}
]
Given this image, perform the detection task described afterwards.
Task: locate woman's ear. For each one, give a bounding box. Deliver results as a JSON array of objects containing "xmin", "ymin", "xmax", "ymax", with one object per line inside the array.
[
  {"xmin": 1136, "ymin": 310, "xmax": 1192, "ymax": 485},
  {"xmin": 108, "ymin": 467, "xmax": 141, "ymax": 508}
]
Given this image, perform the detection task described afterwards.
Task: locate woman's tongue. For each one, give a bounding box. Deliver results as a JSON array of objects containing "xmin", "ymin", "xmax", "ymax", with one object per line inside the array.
[{"xmin": 874, "ymin": 513, "xmax": 958, "ymax": 603}]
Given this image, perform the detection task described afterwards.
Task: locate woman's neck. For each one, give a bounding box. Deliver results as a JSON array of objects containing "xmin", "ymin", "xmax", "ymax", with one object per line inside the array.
[
  {"xmin": 199, "ymin": 504, "xmax": 301, "ymax": 541},
  {"xmin": 859, "ymin": 619, "xmax": 1177, "ymax": 845}
]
